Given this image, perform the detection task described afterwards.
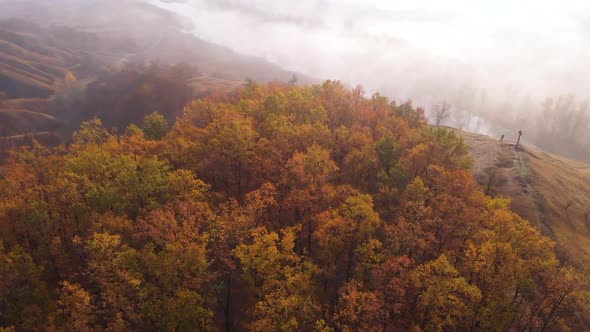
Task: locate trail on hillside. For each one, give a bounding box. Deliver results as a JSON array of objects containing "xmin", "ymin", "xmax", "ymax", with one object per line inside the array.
[
  {"xmin": 0, "ymin": 109, "xmax": 57, "ymax": 121},
  {"xmin": 458, "ymin": 129, "xmax": 590, "ymax": 267}
]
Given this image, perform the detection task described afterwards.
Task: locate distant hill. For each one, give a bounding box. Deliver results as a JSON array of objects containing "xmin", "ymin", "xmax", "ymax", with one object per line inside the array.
[
  {"xmin": 0, "ymin": 0, "xmax": 311, "ymax": 85},
  {"xmin": 0, "ymin": 20, "xmax": 129, "ymax": 151},
  {"xmin": 0, "ymin": 22, "xmax": 82, "ymax": 99},
  {"xmin": 0, "ymin": 0, "xmax": 313, "ymax": 157},
  {"xmin": 458, "ymin": 129, "xmax": 590, "ymax": 267}
]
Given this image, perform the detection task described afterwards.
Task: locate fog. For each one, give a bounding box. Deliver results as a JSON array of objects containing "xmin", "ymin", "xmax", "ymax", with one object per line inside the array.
[
  {"xmin": 1, "ymin": 0, "xmax": 590, "ymax": 160},
  {"xmin": 149, "ymin": 0, "xmax": 590, "ymax": 160},
  {"xmin": 151, "ymin": 0, "xmax": 590, "ymax": 98}
]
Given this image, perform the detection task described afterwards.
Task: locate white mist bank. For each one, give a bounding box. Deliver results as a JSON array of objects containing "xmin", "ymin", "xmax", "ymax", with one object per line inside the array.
[
  {"xmin": 148, "ymin": 0, "xmax": 590, "ymax": 146},
  {"xmin": 150, "ymin": 0, "xmax": 590, "ymax": 98}
]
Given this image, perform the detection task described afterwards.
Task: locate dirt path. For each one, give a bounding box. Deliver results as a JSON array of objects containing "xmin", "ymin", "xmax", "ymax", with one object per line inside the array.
[
  {"xmin": 0, "ymin": 109, "xmax": 57, "ymax": 121},
  {"xmin": 457, "ymin": 129, "xmax": 590, "ymax": 267},
  {"xmin": 0, "ymin": 131, "xmax": 52, "ymax": 140}
]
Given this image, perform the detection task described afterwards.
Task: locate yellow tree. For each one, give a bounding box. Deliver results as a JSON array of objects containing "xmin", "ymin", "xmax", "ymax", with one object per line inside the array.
[
  {"xmin": 56, "ymin": 281, "xmax": 94, "ymax": 331},
  {"xmin": 235, "ymin": 227, "xmax": 322, "ymax": 331},
  {"xmin": 411, "ymin": 255, "xmax": 481, "ymax": 331}
]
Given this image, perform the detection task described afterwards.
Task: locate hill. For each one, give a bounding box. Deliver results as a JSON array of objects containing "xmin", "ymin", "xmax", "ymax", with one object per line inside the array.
[
  {"xmin": 0, "ymin": 0, "xmax": 310, "ymax": 85},
  {"xmin": 458, "ymin": 129, "xmax": 590, "ymax": 267},
  {"xmin": 1, "ymin": 81, "xmax": 587, "ymax": 331},
  {"xmin": 0, "ymin": 0, "xmax": 312, "ymax": 153}
]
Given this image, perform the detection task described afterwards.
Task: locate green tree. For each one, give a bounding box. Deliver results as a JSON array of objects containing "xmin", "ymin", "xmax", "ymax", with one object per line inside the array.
[
  {"xmin": 143, "ymin": 112, "xmax": 169, "ymax": 140},
  {"xmin": 73, "ymin": 118, "xmax": 110, "ymax": 145}
]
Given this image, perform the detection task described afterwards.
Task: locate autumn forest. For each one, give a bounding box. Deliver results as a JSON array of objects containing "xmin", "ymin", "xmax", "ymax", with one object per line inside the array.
[{"xmin": 0, "ymin": 81, "xmax": 588, "ymax": 331}]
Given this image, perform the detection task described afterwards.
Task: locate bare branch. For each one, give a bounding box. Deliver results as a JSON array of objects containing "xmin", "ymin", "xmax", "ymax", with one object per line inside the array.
[{"xmin": 433, "ymin": 101, "xmax": 451, "ymax": 127}]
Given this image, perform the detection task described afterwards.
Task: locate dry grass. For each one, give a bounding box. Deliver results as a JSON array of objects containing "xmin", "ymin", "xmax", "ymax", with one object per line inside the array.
[
  {"xmin": 188, "ymin": 75, "xmax": 245, "ymax": 95},
  {"xmin": 458, "ymin": 130, "xmax": 590, "ymax": 267},
  {"xmin": 0, "ymin": 28, "xmax": 72, "ymax": 99}
]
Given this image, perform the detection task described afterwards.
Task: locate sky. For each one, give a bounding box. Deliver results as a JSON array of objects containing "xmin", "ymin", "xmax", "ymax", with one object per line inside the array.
[{"xmin": 149, "ymin": 0, "xmax": 590, "ymax": 106}]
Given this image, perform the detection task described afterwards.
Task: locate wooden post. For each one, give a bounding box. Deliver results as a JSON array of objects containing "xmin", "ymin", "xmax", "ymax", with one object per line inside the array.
[{"xmin": 516, "ymin": 130, "xmax": 522, "ymax": 148}]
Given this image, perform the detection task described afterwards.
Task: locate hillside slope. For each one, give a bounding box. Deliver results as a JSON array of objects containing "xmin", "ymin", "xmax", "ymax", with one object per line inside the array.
[
  {"xmin": 0, "ymin": 3, "xmax": 312, "ymax": 156},
  {"xmin": 458, "ymin": 130, "xmax": 590, "ymax": 267},
  {"xmin": 1, "ymin": 82, "xmax": 587, "ymax": 331},
  {"xmin": 0, "ymin": 0, "xmax": 311, "ymax": 85}
]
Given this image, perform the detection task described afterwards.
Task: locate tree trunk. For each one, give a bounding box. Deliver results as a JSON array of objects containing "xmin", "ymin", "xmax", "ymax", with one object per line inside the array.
[{"xmin": 224, "ymin": 273, "xmax": 232, "ymax": 332}]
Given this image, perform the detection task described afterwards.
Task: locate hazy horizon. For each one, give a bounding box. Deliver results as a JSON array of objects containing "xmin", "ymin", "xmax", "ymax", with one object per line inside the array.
[{"xmin": 151, "ymin": 0, "xmax": 590, "ymax": 102}]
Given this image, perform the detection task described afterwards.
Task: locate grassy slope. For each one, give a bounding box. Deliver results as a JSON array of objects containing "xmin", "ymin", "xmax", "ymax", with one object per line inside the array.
[
  {"xmin": 0, "ymin": 12, "xmax": 312, "ymax": 141},
  {"xmin": 188, "ymin": 75, "xmax": 246, "ymax": 95},
  {"xmin": 0, "ymin": 27, "xmax": 75, "ymax": 99},
  {"xmin": 458, "ymin": 129, "xmax": 590, "ymax": 267}
]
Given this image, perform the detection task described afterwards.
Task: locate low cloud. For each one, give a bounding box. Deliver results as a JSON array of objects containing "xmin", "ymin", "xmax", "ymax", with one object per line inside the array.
[{"xmin": 151, "ymin": 1, "xmax": 590, "ymax": 102}]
